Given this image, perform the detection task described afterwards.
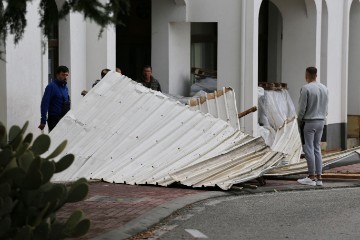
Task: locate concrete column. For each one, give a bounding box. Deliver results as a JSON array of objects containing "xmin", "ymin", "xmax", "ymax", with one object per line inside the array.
[
  {"xmin": 323, "ymin": 0, "xmax": 352, "ymax": 150},
  {"xmin": 2, "ymin": 0, "xmax": 43, "ymax": 134},
  {"xmin": 0, "ymin": 43, "xmax": 7, "ymax": 126},
  {"xmin": 58, "ymin": 12, "xmax": 87, "ymax": 109},
  {"xmin": 169, "ymin": 22, "xmax": 191, "ymax": 96},
  {"xmin": 152, "ymin": 0, "xmax": 187, "ymax": 93},
  {"xmin": 314, "ymin": 0, "xmax": 323, "ymax": 72},
  {"xmin": 348, "ymin": 0, "xmax": 360, "ymax": 116},
  {"xmin": 86, "ymin": 22, "xmax": 116, "ymax": 89},
  {"xmin": 242, "ymin": 0, "xmax": 263, "ymax": 136},
  {"xmin": 320, "ymin": 0, "xmax": 328, "ymax": 85}
]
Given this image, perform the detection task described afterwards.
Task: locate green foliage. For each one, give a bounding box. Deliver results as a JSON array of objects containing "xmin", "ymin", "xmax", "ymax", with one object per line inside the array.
[
  {"xmin": 0, "ymin": 122, "xmax": 90, "ymax": 239},
  {"xmin": 0, "ymin": 0, "xmax": 130, "ymax": 57}
]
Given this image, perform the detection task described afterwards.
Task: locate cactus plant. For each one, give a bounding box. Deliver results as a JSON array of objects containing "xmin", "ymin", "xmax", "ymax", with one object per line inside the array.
[{"xmin": 0, "ymin": 122, "xmax": 90, "ymax": 239}]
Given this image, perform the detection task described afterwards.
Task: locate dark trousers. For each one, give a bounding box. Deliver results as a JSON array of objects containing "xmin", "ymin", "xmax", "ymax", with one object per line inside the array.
[{"xmin": 47, "ymin": 115, "xmax": 62, "ymax": 132}]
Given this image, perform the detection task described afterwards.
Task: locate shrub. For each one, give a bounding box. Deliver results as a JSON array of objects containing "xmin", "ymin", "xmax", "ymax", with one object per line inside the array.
[{"xmin": 0, "ymin": 122, "xmax": 90, "ymax": 239}]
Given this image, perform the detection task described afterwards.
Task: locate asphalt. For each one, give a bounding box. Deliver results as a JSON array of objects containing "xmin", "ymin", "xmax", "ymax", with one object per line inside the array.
[
  {"xmin": 56, "ymin": 163, "xmax": 360, "ymax": 240},
  {"xmin": 153, "ymin": 187, "xmax": 360, "ymax": 240}
]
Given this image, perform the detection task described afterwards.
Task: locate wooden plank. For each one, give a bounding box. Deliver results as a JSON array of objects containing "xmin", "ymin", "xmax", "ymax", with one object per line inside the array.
[{"xmin": 347, "ymin": 115, "xmax": 360, "ymax": 138}]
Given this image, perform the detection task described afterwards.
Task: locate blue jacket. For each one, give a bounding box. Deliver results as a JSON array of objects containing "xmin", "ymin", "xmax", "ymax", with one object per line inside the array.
[{"xmin": 41, "ymin": 79, "xmax": 70, "ymax": 124}]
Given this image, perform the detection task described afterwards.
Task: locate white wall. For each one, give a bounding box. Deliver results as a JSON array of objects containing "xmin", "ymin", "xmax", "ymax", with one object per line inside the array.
[
  {"xmin": 69, "ymin": 14, "xmax": 87, "ymax": 108},
  {"xmin": 152, "ymin": 0, "xmax": 187, "ymax": 93},
  {"xmin": 58, "ymin": 12, "xmax": 87, "ymax": 109},
  {"xmin": 243, "ymin": 0, "xmax": 263, "ymax": 135},
  {"xmin": 325, "ymin": 0, "xmax": 348, "ymax": 124},
  {"xmin": 4, "ymin": 0, "xmax": 44, "ymax": 134},
  {"xmin": 271, "ymin": 0, "xmax": 317, "ymax": 110},
  {"xmin": 169, "ymin": 22, "xmax": 191, "ymax": 95},
  {"xmin": 242, "ymin": 0, "xmax": 317, "ymax": 135},
  {"xmin": 320, "ymin": 0, "xmax": 328, "ymax": 86},
  {"xmin": 348, "ymin": 0, "xmax": 360, "ymax": 115},
  {"xmin": 152, "ymin": 0, "xmax": 244, "ymax": 124},
  {"xmin": 1, "ymin": 0, "xmax": 116, "ymax": 135},
  {"xmin": 0, "ymin": 42, "xmax": 6, "ymax": 126},
  {"xmin": 187, "ymin": 0, "xmax": 243, "ymax": 105},
  {"xmin": 86, "ymin": 22, "xmax": 116, "ymax": 90}
]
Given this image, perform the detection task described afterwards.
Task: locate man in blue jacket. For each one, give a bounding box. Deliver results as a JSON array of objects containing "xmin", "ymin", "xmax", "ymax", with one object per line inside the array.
[{"xmin": 39, "ymin": 66, "xmax": 70, "ymax": 132}]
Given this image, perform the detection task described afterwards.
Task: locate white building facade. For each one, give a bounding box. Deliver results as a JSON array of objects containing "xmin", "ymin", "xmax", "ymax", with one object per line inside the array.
[
  {"xmin": 0, "ymin": 0, "xmax": 116, "ymax": 137},
  {"xmin": 1, "ymin": 0, "xmax": 359, "ymax": 151},
  {"xmin": 152, "ymin": 0, "xmax": 360, "ymax": 151}
]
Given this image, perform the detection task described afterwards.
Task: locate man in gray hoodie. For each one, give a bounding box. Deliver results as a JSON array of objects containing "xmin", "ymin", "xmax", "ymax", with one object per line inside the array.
[{"xmin": 297, "ymin": 67, "xmax": 328, "ymax": 186}]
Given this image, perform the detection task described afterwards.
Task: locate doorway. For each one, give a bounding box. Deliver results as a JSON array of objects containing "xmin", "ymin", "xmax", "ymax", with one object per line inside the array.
[
  {"xmin": 116, "ymin": 0, "xmax": 151, "ymax": 80},
  {"xmin": 258, "ymin": 0, "xmax": 283, "ymax": 83}
]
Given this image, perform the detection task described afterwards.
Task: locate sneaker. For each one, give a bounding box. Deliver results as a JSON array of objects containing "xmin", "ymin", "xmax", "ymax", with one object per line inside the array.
[
  {"xmin": 316, "ymin": 180, "xmax": 323, "ymax": 186},
  {"xmin": 297, "ymin": 177, "xmax": 316, "ymax": 186}
]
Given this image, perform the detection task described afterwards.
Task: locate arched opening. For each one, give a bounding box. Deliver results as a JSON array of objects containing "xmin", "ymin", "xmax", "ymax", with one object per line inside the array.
[
  {"xmin": 47, "ymin": 0, "xmax": 59, "ymax": 82},
  {"xmin": 347, "ymin": 0, "xmax": 360, "ymax": 147},
  {"xmin": 116, "ymin": 0, "xmax": 151, "ymax": 80},
  {"xmin": 257, "ymin": 0, "xmax": 318, "ymax": 145},
  {"xmin": 257, "ymin": 0, "xmax": 317, "ymax": 106},
  {"xmin": 258, "ymin": 0, "xmax": 283, "ymax": 83}
]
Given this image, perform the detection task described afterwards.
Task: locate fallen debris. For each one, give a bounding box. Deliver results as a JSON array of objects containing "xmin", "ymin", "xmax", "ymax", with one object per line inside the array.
[{"xmin": 48, "ymin": 72, "xmax": 360, "ymax": 190}]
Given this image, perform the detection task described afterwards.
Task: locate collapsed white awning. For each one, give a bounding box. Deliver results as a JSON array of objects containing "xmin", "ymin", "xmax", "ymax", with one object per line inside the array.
[{"xmin": 49, "ymin": 72, "xmax": 358, "ymax": 190}]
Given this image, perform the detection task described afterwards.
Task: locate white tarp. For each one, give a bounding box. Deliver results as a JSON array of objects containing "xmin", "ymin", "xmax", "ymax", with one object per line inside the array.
[
  {"xmin": 258, "ymin": 87, "xmax": 297, "ymax": 147},
  {"xmin": 49, "ymin": 72, "xmax": 301, "ymax": 189}
]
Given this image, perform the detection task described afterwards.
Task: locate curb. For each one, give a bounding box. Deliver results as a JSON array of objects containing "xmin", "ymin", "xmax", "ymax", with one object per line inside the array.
[
  {"xmin": 91, "ymin": 191, "xmax": 228, "ymax": 240},
  {"xmin": 322, "ymin": 173, "xmax": 360, "ymax": 179},
  {"xmin": 229, "ymin": 180, "xmax": 360, "ymax": 195}
]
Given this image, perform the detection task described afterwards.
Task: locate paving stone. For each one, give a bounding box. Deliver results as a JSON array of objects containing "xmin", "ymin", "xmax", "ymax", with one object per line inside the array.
[{"xmin": 57, "ymin": 182, "xmax": 202, "ymax": 239}]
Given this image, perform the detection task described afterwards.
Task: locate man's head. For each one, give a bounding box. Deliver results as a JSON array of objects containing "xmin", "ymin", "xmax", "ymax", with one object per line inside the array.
[
  {"xmin": 143, "ymin": 65, "xmax": 152, "ymax": 81},
  {"xmin": 56, "ymin": 66, "xmax": 69, "ymax": 82},
  {"xmin": 116, "ymin": 67, "xmax": 122, "ymax": 74},
  {"xmin": 305, "ymin": 67, "xmax": 317, "ymax": 83},
  {"xmin": 101, "ymin": 69, "xmax": 111, "ymax": 79}
]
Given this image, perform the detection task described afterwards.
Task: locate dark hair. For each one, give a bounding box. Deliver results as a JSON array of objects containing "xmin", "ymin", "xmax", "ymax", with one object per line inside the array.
[
  {"xmin": 143, "ymin": 65, "xmax": 152, "ymax": 71},
  {"xmin": 101, "ymin": 68, "xmax": 111, "ymax": 78},
  {"xmin": 306, "ymin": 67, "xmax": 317, "ymax": 76},
  {"xmin": 56, "ymin": 66, "xmax": 69, "ymax": 74}
]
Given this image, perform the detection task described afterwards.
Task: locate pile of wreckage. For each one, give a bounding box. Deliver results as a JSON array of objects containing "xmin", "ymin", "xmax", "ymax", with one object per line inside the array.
[{"xmin": 49, "ymin": 72, "xmax": 360, "ymax": 190}]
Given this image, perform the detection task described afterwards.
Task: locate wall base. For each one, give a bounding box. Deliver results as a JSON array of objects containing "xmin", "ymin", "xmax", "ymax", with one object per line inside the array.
[{"xmin": 323, "ymin": 123, "xmax": 347, "ymax": 151}]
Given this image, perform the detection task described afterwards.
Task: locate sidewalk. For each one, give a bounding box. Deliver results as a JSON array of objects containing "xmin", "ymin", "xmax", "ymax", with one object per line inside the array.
[
  {"xmin": 58, "ymin": 163, "xmax": 360, "ymax": 240},
  {"xmin": 325, "ymin": 163, "xmax": 360, "ymax": 174},
  {"xmin": 57, "ymin": 182, "xmax": 226, "ymax": 240}
]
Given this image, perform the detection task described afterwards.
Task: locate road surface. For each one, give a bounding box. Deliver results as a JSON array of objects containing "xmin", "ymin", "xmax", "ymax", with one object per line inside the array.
[{"xmin": 148, "ymin": 188, "xmax": 360, "ymax": 240}]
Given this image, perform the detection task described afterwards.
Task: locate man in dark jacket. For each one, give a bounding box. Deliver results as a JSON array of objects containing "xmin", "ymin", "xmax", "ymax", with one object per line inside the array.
[
  {"xmin": 138, "ymin": 65, "xmax": 161, "ymax": 92},
  {"xmin": 39, "ymin": 66, "xmax": 70, "ymax": 132}
]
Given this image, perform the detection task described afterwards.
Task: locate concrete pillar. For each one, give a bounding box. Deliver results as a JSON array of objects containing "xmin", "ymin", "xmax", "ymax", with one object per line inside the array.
[
  {"xmin": 320, "ymin": 0, "xmax": 328, "ymax": 85},
  {"xmin": 314, "ymin": 0, "xmax": 323, "ymax": 72},
  {"xmin": 2, "ymin": 0, "xmax": 44, "ymax": 134},
  {"xmin": 323, "ymin": 0, "xmax": 352, "ymax": 150},
  {"xmin": 152, "ymin": 0, "xmax": 187, "ymax": 93},
  {"xmin": 86, "ymin": 22, "xmax": 116, "ymax": 89},
  {"xmin": 0, "ymin": 43, "xmax": 7, "ymax": 126},
  {"xmin": 58, "ymin": 12, "xmax": 87, "ymax": 109},
  {"xmin": 242, "ymin": 0, "xmax": 263, "ymax": 136},
  {"xmin": 348, "ymin": 0, "xmax": 360, "ymax": 116},
  {"xmin": 169, "ymin": 22, "xmax": 191, "ymax": 96}
]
